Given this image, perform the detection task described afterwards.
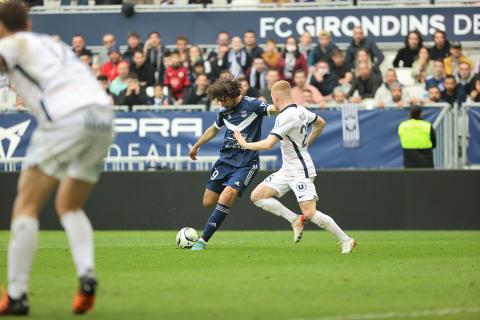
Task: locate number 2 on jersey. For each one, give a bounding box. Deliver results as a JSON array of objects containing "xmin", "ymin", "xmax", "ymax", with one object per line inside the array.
[{"xmin": 300, "ymin": 124, "xmax": 308, "ymax": 148}]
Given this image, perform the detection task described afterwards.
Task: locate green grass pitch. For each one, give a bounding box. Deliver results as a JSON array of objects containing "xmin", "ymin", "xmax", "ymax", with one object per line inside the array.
[{"xmin": 0, "ymin": 231, "xmax": 479, "ymax": 320}]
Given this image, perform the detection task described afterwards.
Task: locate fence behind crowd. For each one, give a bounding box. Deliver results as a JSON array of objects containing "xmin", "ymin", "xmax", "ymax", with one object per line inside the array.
[{"xmin": 2, "ymin": 104, "xmax": 473, "ymax": 172}]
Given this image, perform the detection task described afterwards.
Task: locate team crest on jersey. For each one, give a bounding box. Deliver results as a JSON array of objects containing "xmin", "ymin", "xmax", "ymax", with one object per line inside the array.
[
  {"xmin": 345, "ymin": 115, "xmax": 357, "ymax": 131},
  {"xmin": 296, "ymin": 182, "xmax": 307, "ymax": 192},
  {"xmin": 241, "ymin": 110, "xmax": 248, "ymax": 118}
]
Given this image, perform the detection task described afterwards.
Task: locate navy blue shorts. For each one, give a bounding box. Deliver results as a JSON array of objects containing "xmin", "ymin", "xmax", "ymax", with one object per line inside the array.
[{"xmin": 206, "ymin": 160, "xmax": 259, "ymax": 196}]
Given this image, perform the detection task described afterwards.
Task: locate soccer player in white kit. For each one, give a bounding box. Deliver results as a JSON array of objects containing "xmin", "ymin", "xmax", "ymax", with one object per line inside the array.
[
  {"xmin": 234, "ymin": 80, "xmax": 356, "ymax": 254},
  {"xmin": 0, "ymin": 1, "xmax": 114, "ymax": 315}
]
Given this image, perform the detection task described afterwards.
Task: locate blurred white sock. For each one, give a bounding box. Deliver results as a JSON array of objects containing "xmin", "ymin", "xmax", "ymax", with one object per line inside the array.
[
  {"xmin": 255, "ymin": 198, "xmax": 297, "ymax": 224},
  {"xmin": 61, "ymin": 210, "xmax": 94, "ymax": 277},
  {"xmin": 310, "ymin": 211, "xmax": 350, "ymax": 242},
  {"xmin": 8, "ymin": 216, "xmax": 39, "ymax": 299}
]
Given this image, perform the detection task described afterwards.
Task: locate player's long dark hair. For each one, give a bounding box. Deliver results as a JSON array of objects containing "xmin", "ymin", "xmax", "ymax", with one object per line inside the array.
[
  {"xmin": 207, "ymin": 74, "xmax": 242, "ymax": 101},
  {"xmin": 0, "ymin": 0, "xmax": 28, "ymax": 32}
]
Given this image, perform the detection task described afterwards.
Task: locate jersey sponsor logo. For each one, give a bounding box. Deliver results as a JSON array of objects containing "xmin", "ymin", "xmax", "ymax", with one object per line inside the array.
[
  {"xmin": 0, "ymin": 120, "xmax": 31, "ymax": 159},
  {"xmin": 114, "ymin": 118, "xmax": 202, "ymax": 137},
  {"xmin": 295, "ymin": 181, "xmax": 307, "ymax": 192}
]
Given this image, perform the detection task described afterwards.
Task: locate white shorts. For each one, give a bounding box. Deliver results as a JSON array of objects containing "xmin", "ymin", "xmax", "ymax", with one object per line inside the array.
[
  {"xmin": 24, "ymin": 106, "xmax": 114, "ymax": 184},
  {"xmin": 263, "ymin": 172, "xmax": 318, "ymax": 202}
]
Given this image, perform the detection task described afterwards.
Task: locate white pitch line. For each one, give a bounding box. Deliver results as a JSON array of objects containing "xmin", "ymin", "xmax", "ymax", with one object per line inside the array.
[{"xmin": 291, "ymin": 307, "xmax": 480, "ymax": 320}]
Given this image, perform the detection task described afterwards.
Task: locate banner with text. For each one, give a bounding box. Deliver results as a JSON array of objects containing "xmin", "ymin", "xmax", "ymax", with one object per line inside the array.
[
  {"xmin": 31, "ymin": 7, "xmax": 480, "ymax": 46},
  {"xmin": 0, "ymin": 108, "xmax": 442, "ymax": 169}
]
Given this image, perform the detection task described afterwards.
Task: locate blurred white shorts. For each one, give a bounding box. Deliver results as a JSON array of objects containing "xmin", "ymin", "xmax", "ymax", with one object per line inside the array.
[{"xmin": 24, "ymin": 106, "xmax": 114, "ymax": 184}]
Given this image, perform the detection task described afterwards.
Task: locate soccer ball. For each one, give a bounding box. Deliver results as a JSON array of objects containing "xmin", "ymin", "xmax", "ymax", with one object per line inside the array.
[{"xmin": 176, "ymin": 227, "xmax": 199, "ymax": 248}]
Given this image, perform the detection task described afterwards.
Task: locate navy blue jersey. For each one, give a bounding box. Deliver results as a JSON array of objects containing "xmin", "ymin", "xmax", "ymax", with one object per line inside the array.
[{"xmin": 213, "ymin": 96, "xmax": 270, "ymax": 167}]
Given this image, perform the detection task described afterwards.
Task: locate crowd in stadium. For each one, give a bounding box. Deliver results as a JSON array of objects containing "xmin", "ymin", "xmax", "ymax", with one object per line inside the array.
[{"xmin": 1, "ymin": 26, "xmax": 480, "ymax": 110}]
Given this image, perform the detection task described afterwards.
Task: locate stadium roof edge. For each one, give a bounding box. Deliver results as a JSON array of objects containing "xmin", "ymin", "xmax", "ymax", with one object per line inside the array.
[{"xmin": 29, "ymin": 2, "xmax": 478, "ymax": 14}]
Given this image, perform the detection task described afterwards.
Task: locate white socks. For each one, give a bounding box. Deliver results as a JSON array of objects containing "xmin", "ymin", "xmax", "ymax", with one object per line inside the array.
[
  {"xmin": 254, "ymin": 198, "xmax": 298, "ymax": 224},
  {"xmin": 61, "ymin": 210, "xmax": 94, "ymax": 277},
  {"xmin": 8, "ymin": 216, "xmax": 39, "ymax": 299},
  {"xmin": 310, "ymin": 210, "xmax": 350, "ymax": 242}
]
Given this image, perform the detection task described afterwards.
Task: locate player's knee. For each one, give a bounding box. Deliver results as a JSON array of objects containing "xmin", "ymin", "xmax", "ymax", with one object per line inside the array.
[
  {"xmin": 12, "ymin": 198, "xmax": 40, "ymax": 218},
  {"xmin": 55, "ymin": 199, "xmax": 80, "ymax": 217},
  {"xmin": 219, "ymin": 187, "xmax": 238, "ymax": 206},
  {"xmin": 302, "ymin": 208, "xmax": 315, "ymax": 220},
  {"xmin": 250, "ymin": 190, "xmax": 263, "ymax": 204},
  {"xmin": 202, "ymin": 198, "xmax": 215, "ymax": 208}
]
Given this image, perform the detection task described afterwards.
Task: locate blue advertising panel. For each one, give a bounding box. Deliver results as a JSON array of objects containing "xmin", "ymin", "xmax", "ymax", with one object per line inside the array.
[{"xmin": 0, "ymin": 108, "xmax": 441, "ymax": 169}]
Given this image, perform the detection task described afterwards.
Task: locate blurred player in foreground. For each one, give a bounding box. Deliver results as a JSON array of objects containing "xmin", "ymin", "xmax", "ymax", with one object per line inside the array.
[
  {"xmin": 0, "ymin": 1, "xmax": 114, "ymax": 315},
  {"xmin": 234, "ymin": 80, "xmax": 356, "ymax": 254},
  {"xmin": 188, "ymin": 75, "xmax": 279, "ymax": 250}
]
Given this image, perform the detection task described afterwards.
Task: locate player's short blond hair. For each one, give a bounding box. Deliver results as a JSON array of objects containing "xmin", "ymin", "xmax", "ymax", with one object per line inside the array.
[{"xmin": 271, "ymin": 80, "xmax": 291, "ymax": 97}]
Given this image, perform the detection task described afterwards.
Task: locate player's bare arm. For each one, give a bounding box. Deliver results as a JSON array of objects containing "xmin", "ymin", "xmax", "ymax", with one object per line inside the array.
[
  {"xmin": 234, "ymin": 129, "xmax": 279, "ymax": 151},
  {"xmin": 306, "ymin": 116, "xmax": 326, "ymax": 147},
  {"xmin": 267, "ymin": 105, "xmax": 279, "ymax": 116},
  {"xmin": 189, "ymin": 124, "xmax": 220, "ymax": 160}
]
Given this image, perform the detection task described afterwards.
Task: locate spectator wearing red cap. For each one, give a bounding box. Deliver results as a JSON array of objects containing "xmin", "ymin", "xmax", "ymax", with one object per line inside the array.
[
  {"xmin": 101, "ymin": 46, "xmax": 125, "ymax": 81},
  {"xmin": 164, "ymin": 50, "xmax": 191, "ymax": 104}
]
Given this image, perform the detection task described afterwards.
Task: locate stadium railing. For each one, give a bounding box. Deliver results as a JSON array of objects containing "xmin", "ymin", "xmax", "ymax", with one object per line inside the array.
[
  {"xmin": 0, "ymin": 155, "xmax": 278, "ymax": 172},
  {"xmin": 104, "ymin": 155, "xmax": 278, "ymax": 171},
  {"xmin": 431, "ymin": 103, "xmax": 456, "ymax": 169}
]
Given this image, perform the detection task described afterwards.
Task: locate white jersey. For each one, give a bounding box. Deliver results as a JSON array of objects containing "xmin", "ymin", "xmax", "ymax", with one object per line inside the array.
[
  {"xmin": 0, "ymin": 32, "xmax": 110, "ymax": 126},
  {"xmin": 270, "ymin": 105, "xmax": 318, "ymax": 179}
]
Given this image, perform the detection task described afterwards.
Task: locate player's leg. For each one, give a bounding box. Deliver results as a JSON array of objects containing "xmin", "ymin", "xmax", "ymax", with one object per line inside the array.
[
  {"xmin": 55, "ymin": 177, "xmax": 99, "ymax": 314},
  {"xmin": 1, "ymin": 167, "xmax": 58, "ymax": 316},
  {"xmin": 56, "ymin": 177, "xmax": 95, "ymax": 277},
  {"xmin": 251, "ymin": 181, "xmax": 298, "ymax": 224},
  {"xmin": 193, "ymin": 186, "xmax": 239, "ymax": 250},
  {"xmin": 56, "ymin": 109, "xmax": 114, "ymax": 314},
  {"xmin": 193, "ymin": 162, "xmax": 255, "ymax": 250},
  {"xmin": 295, "ymin": 180, "xmax": 356, "ymax": 254},
  {"xmin": 251, "ymin": 181, "xmax": 304, "ymax": 243},
  {"xmin": 202, "ymin": 189, "xmax": 220, "ymax": 208}
]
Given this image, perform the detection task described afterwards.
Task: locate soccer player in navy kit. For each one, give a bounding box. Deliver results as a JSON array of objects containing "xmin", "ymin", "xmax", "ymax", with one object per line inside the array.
[{"xmin": 189, "ymin": 75, "xmax": 275, "ymax": 250}]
